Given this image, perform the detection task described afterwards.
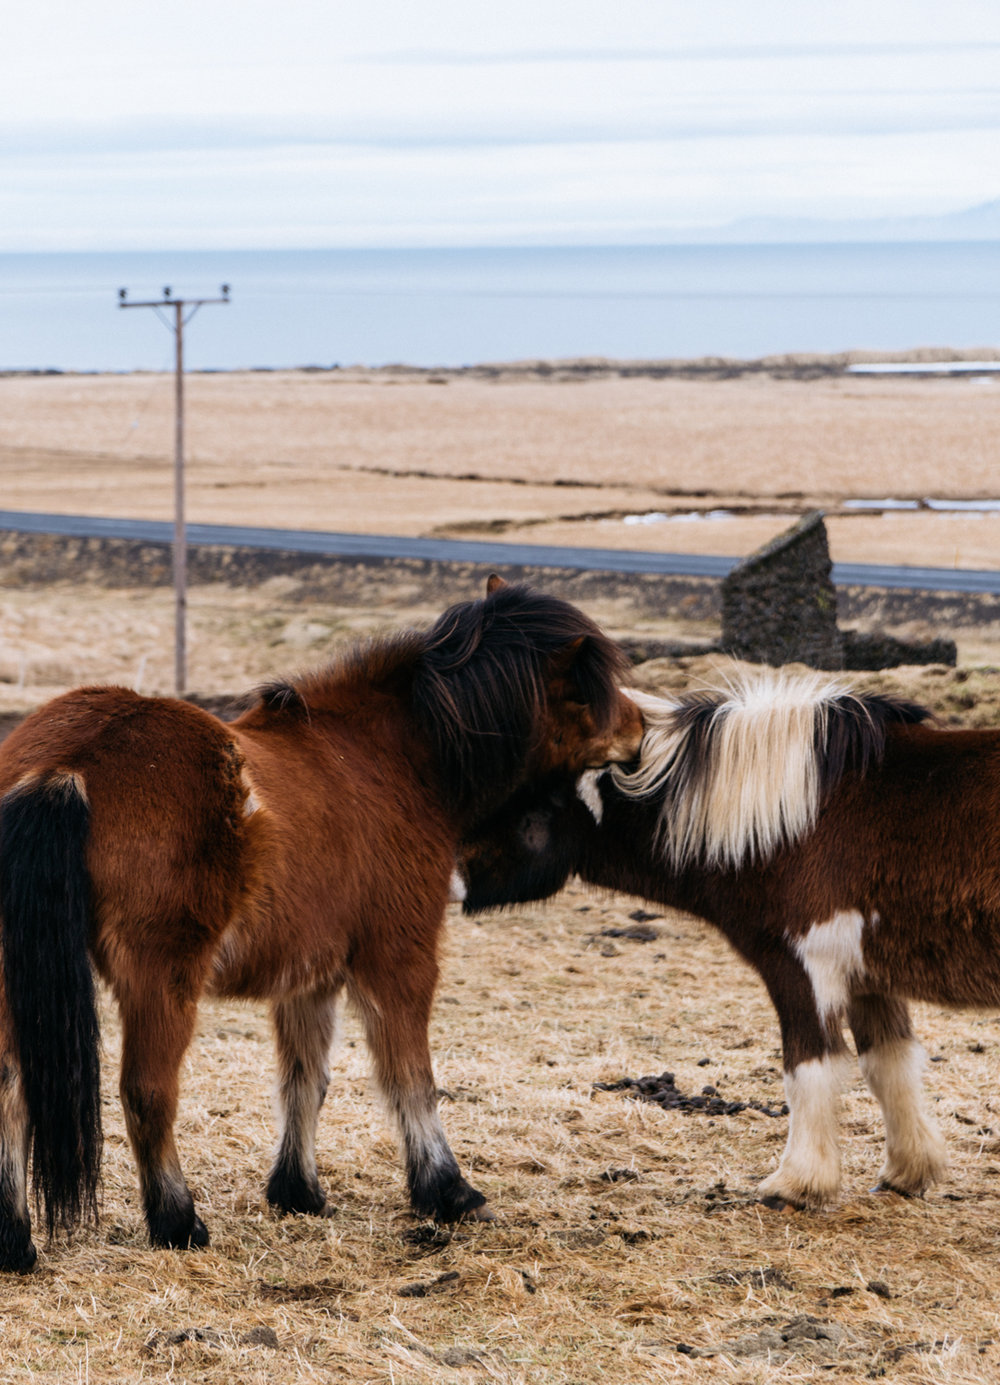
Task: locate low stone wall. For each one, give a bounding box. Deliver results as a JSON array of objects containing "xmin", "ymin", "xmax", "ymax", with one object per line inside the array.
[
  {"xmin": 720, "ymin": 512, "xmax": 842, "ymax": 668},
  {"xmin": 0, "ymin": 527, "xmax": 994, "ymax": 633},
  {"xmin": 0, "ymin": 528, "xmax": 724, "ymax": 620}
]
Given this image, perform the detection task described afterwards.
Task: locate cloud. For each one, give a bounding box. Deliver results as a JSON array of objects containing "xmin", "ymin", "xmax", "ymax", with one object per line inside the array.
[
  {"xmin": 364, "ymin": 40, "xmax": 1000, "ymax": 64},
  {"xmin": 4, "ymin": 123, "xmax": 999, "ymax": 251},
  {"xmin": 3, "ymin": 2, "xmax": 1000, "ymax": 248}
]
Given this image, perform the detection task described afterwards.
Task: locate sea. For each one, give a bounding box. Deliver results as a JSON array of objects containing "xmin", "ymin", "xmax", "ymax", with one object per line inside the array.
[{"xmin": 0, "ymin": 241, "xmax": 998, "ymax": 374}]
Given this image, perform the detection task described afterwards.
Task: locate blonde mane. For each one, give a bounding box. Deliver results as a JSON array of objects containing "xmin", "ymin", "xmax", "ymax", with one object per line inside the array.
[{"xmin": 611, "ymin": 671, "xmax": 862, "ymax": 869}]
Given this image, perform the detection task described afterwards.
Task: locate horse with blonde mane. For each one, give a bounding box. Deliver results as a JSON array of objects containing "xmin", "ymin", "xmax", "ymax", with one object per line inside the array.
[
  {"xmin": 458, "ymin": 670, "xmax": 999, "ymax": 1211},
  {"xmin": 0, "ymin": 577, "xmax": 642, "ymax": 1271}
]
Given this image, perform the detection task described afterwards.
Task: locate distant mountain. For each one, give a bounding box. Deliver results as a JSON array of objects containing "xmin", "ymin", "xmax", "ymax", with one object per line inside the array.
[{"xmin": 691, "ymin": 199, "xmax": 1000, "ymax": 244}]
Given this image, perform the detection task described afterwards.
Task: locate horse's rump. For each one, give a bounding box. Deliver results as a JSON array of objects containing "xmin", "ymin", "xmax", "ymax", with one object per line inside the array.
[{"xmin": 0, "ymin": 687, "xmax": 253, "ymax": 973}]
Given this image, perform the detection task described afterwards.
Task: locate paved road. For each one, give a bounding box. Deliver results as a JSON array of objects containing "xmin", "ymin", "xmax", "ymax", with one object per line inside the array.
[{"xmin": 2, "ymin": 508, "xmax": 999, "ymax": 595}]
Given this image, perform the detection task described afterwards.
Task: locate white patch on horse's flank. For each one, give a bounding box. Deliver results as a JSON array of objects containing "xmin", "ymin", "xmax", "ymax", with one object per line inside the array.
[
  {"xmin": 209, "ymin": 922, "xmax": 248, "ymax": 990},
  {"xmin": 611, "ymin": 671, "xmax": 856, "ymax": 868},
  {"xmin": 448, "ymin": 868, "xmax": 467, "ymax": 903},
  {"xmin": 859, "ymin": 1036, "xmax": 948, "ymax": 1194},
  {"xmin": 576, "ymin": 770, "xmax": 605, "ymax": 824},
  {"xmin": 793, "ymin": 910, "xmax": 866, "ymax": 1019},
  {"xmin": 759, "ymin": 1053, "xmax": 850, "ymax": 1207}
]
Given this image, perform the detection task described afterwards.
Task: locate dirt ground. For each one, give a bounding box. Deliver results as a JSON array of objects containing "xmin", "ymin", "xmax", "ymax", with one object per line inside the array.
[{"xmin": 2, "ymin": 365, "xmax": 1000, "ymax": 1382}]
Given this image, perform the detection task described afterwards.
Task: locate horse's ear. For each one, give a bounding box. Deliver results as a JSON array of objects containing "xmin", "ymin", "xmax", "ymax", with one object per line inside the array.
[
  {"xmin": 486, "ymin": 573, "xmax": 507, "ymax": 596},
  {"xmin": 549, "ymin": 635, "xmax": 587, "ymax": 681}
]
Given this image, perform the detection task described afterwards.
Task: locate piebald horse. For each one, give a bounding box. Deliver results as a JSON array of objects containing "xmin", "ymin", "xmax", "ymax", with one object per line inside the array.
[
  {"xmin": 458, "ymin": 671, "xmax": 996, "ymax": 1211},
  {"xmin": 0, "ymin": 577, "xmax": 642, "ymax": 1271}
]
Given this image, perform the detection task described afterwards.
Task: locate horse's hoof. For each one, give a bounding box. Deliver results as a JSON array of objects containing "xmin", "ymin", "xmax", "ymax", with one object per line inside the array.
[
  {"xmin": 266, "ymin": 1170, "xmax": 328, "ymax": 1217},
  {"xmin": 461, "ymin": 1201, "xmax": 497, "ymax": 1223},
  {"xmin": 0, "ymin": 1239, "xmax": 37, "ymax": 1274},
  {"xmin": 871, "ymin": 1181, "xmax": 916, "ymax": 1199},
  {"xmin": 149, "ymin": 1212, "xmax": 210, "ymax": 1250},
  {"xmin": 413, "ymin": 1171, "xmax": 490, "ymax": 1224},
  {"xmin": 757, "ymin": 1193, "xmax": 796, "ymax": 1212}
]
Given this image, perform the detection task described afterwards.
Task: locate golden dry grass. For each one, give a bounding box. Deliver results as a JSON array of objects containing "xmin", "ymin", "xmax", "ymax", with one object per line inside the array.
[
  {"xmin": 3, "ymin": 366, "xmax": 1000, "ymax": 1381},
  {"xmin": 6, "ymin": 878, "xmax": 1000, "ymax": 1384},
  {"xmin": 3, "ymin": 614, "xmax": 1000, "ymax": 1383}
]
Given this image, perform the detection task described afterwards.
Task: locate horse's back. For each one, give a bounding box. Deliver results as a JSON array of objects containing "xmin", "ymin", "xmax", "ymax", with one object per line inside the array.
[{"xmin": 826, "ymin": 721, "xmax": 1000, "ymax": 851}]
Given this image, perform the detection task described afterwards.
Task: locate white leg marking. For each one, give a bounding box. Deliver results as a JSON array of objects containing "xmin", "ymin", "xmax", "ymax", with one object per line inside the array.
[
  {"xmin": 272, "ymin": 994, "xmax": 338, "ymax": 1176},
  {"xmin": 759, "ymin": 1055, "xmax": 850, "ymax": 1207},
  {"xmin": 860, "ymin": 1037, "xmax": 948, "ymax": 1194},
  {"xmin": 793, "ymin": 910, "xmax": 866, "ymax": 1019},
  {"xmin": 448, "ymin": 868, "xmax": 467, "ymax": 904},
  {"xmin": 0, "ymin": 1065, "xmax": 30, "ymax": 1224},
  {"xmin": 576, "ymin": 770, "xmax": 605, "ymax": 824},
  {"xmin": 397, "ymin": 1093, "xmax": 456, "ymax": 1177}
]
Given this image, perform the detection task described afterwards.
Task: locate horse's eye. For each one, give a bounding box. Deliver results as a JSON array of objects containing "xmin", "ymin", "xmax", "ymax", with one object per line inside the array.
[{"xmin": 521, "ymin": 812, "xmax": 551, "ymax": 852}]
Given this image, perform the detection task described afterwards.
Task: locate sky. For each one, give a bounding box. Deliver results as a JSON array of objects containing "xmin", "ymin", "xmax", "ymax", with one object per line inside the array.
[{"xmin": 3, "ymin": 1, "xmax": 1000, "ymax": 250}]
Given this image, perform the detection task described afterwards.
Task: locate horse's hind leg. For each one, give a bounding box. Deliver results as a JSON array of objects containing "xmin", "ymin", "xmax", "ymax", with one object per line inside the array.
[
  {"xmin": 266, "ymin": 989, "xmax": 339, "ymax": 1216},
  {"xmin": 117, "ymin": 985, "xmax": 209, "ymax": 1249},
  {"xmin": 350, "ymin": 946, "xmax": 491, "ymax": 1223},
  {"xmin": 848, "ymin": 993, "xmax": 947, "ymax": 1196},
  {"xmin": 0, "ymin": 1033, "xmax": 34, "ymax": 1272}
]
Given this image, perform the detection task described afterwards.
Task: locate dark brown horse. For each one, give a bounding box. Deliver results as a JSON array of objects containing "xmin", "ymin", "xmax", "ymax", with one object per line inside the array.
[
  {"xmin": 458, "ymin": 671, "xmax": 1000, "ymax": 1211},
  {"xmin": 0, "ymin": 577, "xmax": 642, "ymax": 1271}
]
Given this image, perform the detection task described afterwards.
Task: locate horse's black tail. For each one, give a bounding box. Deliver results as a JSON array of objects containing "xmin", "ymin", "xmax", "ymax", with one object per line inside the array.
[{"xmin": 0, "ymin": 771, "xmax": 102, "ymax": 1237}]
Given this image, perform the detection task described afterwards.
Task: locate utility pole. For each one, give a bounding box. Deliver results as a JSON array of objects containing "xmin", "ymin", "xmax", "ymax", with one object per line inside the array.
[{"xmin": 118, "ymin": 284, "xmax": 230, "ymax": 695}]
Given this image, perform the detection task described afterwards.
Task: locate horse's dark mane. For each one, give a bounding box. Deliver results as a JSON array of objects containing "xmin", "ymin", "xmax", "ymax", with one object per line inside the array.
[
  {"xmin": 410, "ymin": 582, "xmax": 629, "ymax": 821},
  {"xmin": 244, "ymin": 585, "xmax": 627, "ymax": 822},
  {"xmin": 255, "ymin": 679, "xmax": 310, "ymax": 717},
  {"xmin": 245, "ymin": 632, "xmax": 427, "ymax": 720},
  {"xmin": 817, "ymin": 691, "xmax": 931, "ymax": 800}
]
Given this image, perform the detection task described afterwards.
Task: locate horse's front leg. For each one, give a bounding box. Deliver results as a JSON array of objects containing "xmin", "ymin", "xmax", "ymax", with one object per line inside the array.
[
  {"xmin": 266, "ymin": 989, "xmax": 339, "ymax": 1216},
  {"xmin": 350, "ymin": 932, "xmax": 492, "ymax": 1223},
  {"xmin": 117, "ymin": 984, "xmax": 208, "ymax": 1249},
  {"xmin": 751, "ymin": 941, "xmax": 851, "ymax": 1209},
  {"xmin": 848, "ymin": 992, "xmax": 947, "ymax": 1196}
]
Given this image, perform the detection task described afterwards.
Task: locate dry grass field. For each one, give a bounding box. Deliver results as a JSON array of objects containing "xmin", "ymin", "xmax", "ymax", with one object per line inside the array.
[
  {"xmin": 9, "ymin": 867, "xmax": 1000, "ymax": 1385},
  {"xmin": 1, "ymin": 364, "xmax": 999, "ymax": 569},
  {"xmin": 2, "ymin": 365, "xmax": 1000, "ymax": 1383}
]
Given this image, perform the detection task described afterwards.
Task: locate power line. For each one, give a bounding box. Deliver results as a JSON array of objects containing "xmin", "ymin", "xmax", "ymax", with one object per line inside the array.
[{"xmin": 118, "ymin": 284, "xmax": 230, "ymax": 695}]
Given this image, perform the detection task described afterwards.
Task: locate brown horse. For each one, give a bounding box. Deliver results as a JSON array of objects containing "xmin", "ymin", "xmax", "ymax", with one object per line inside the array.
[
  {"xmin": 457, "ymin": 671, "xmax": 1000, "ymax": 1211},
  {"xmin": 0, "ymin": 577, "xmax": 642, "ymax": 1271}
]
